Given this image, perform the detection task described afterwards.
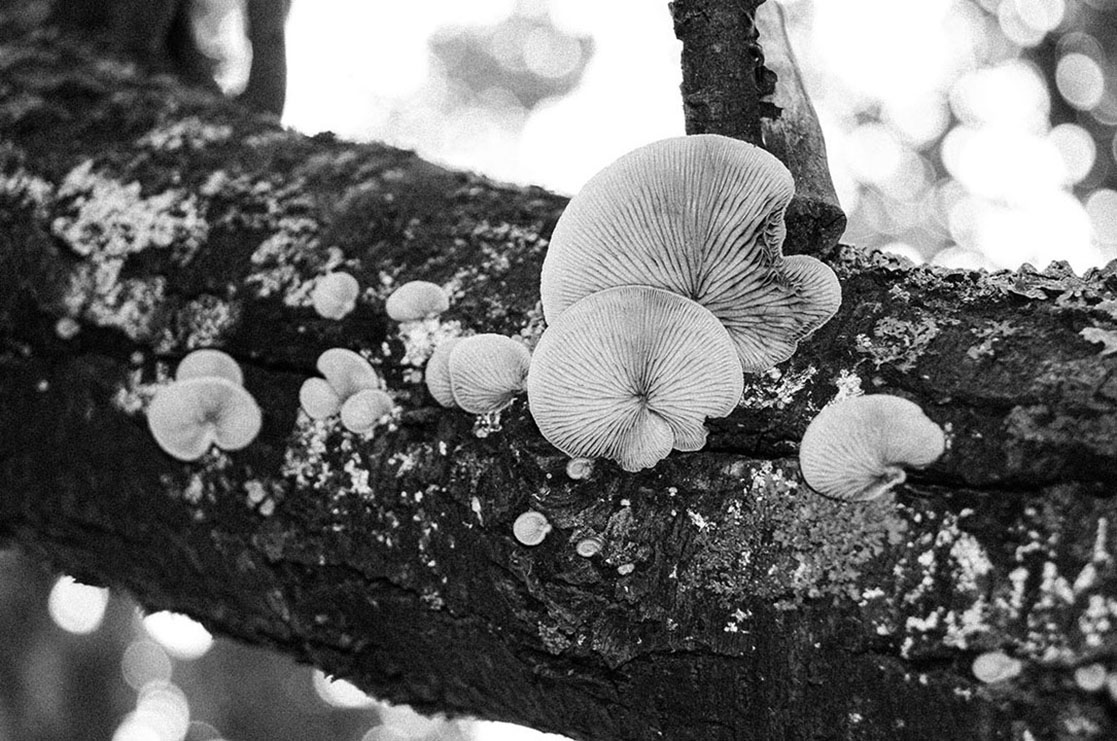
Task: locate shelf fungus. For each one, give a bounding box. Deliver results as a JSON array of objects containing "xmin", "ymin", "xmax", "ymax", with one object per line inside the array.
[
  {"xmin": 424, "ymin": 337, "xmax": 461, "ymax": 408},
  {"xmin": 512, "ymin": 510, "xmax": 552, "ymax": 546},
  {"xmin": 311, "ymin": 271, "xmax": 360, "ymax": 320},
  {"xmin": 539, "ymin": 134, "xmax": 841, "ymax": 372},
  {"xmin": 175, "ymin": 348, "xmax": 244, "ymax": 386},
  {"xmin": 527, "ymin": 285, "xmax": 743, "ymax": 472},
  {"xmin": 298, "ymin": 348, "xmax": 383, "ymax": 421},
  {"xmin": 447, "ymin": 334, "xmax": 531, "ymax": 414},
  {"xmin": 798, "ymin": 395, "xmax": 945, "ymax": 501},
  {"xmin": 385, "ymin": 280, "xmax": 450, "ymax": 322},
  {"xmin": 147, "ymin": 377, "xmax": 262, "ymax": 461},
  {"xmin": 339, "ymin": 389, "xmax": 395, "ymax": 434}
]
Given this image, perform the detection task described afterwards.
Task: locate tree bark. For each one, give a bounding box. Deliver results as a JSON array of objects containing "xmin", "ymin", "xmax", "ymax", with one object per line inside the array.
[{"xmin": 2, "ymin": 12, "xmax": 1117, "ymax": 741}]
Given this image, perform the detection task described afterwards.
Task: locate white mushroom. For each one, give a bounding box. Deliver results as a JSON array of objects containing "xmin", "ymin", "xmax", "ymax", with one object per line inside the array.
[
  {"xmin": 311, "ymin": 271, "xmax": 360, "ymax": 320},
  {"xmin": 448, "ymin": 334, "xmax": 531, "ymax": 414},
  {"xmin": 147, "ymin": 377, "xmax": 262, "ymax": 461},
  {"xmin": 798, "ymin": 395, "xmax": 945, "ymax": 501},
  {"xmin": 175, "ymin": 348, "xmax": 244, "ymax": 386},
  {"xmin": 385, "ymin": 280, "xmax": 450, "ymax": 321}
]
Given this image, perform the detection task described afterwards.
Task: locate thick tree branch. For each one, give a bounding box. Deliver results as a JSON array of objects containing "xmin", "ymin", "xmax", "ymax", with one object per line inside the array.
[{"xmin": 2, "ymin": 19, "xmax": 1117, "ymax": 741}]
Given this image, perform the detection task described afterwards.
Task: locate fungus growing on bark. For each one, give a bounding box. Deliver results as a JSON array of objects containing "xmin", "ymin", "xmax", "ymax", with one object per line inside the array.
[
  {"xmin": 147, "ymin": 377, "xmax": 262, "ymax": 461},
  {"xmin": 1074, "ymin": 664, "xmax": 1107, "ymax": 692},
  {"xmin": 512, "ymin": 511, "xmax": 552, "ymax": 546},
  {"xmin": 539, "ymin": 134, "xmax": 841, "ymax": 372},
  {"xmin": 565, "ymin": 458, "xmax": 594, "ymax": 480},
  {"xmin": 298, "ymin": 348, "xmax": 383, "ymax": 420},
  {"xmin": 175, "ymin": 348, "xmax": 244, "ymax": 386},
  {"xmin": 575, "ymin": 535, "xmax": 604, "ymax": 557},
  {"xmin": 339, "ymin": 389, "xmax": 394, "ymax": 434},
  {"xmin": 527, "ymin": 285, "xmax": 743, "ymax": 472},
  {"xmin": 972, "ymin": 651, "xmax": 1022, "ymax": 684},
  {"xmin": 448, "ymin": 334, "xmax": 531, "ymax": 414},
  {"xmin": 424, "ymin": 337, "xmax": 461, "ymax": 408},
  {"xmin": 798, "ymin": 395, "xmax": 945, "ymax": 502},
  {"xmin": 311, "ymin": 271, "xmax": 360, "ymax": 320},
  {"xmin": 385, "ymin": 280, "xmax": 450, "ymax": 321}
]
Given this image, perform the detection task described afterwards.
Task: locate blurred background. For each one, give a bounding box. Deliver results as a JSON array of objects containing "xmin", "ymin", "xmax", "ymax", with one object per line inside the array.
[{"xmin": 5, "ymin": 0, "xmax": 1117, "ymax": 739}]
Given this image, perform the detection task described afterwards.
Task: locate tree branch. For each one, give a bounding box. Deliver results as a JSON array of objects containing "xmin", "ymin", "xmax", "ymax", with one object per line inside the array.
[{"xmin": 2, "ymin": 18, "xmax": 1117, "ymax": 741}]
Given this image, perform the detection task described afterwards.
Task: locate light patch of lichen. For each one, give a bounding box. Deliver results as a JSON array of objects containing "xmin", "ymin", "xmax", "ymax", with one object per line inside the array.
[
  {"xmin": 246, "ymin": 216, "xmax": 347, "ymax": 306},
  {"xmin": 856, "ymin": 313, "xmax": 944, "ymax": 372},
  {"xmin": 966, "ymin": 320, "xmax": 1021, "ymax": 361},
  {"xmin": 162, "ymin": 295, "xmax": 241, "ymax": 353},
  {"xmin": 741, "ymin": 365, "xmax": 817, "ymax": 409},
  {"xmin": 682, "ymin": 460, "xmax": 908, "ymax": 607},
  {"xmin": 137, "ymin": 116, "xmax": 233, "ymax": 151},
  {"xmin": 50, "ymin": 160, "xmax": 208, "ymax": 340},
  {"xmin": 1080, "ymin": 327, "xmax": 1117, "ymax": 356},
  {"xmin": 395, "ymin": 317, "xmax": 463, "ymax": 368}
]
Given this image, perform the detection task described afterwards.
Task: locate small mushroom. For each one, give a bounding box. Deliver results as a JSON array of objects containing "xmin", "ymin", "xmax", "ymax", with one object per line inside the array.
[
  {"xmin": 798, "ymin": 395, "xmax": 945, "ymax": 502},
  {"xmin": 339, "ymin": 389, "xmax": 394, "ymax": 434},
  {"xmin": 527, "ymin": 285, "xmax": 743, "ymax": 472},
  {"xmin": 512, "ymin": 510, "xmax": 552, "ymax": 546},
  {"xmin": 575, "ymin": 535, "xmax": 604, "ymax": 558},
  {"xmin": 316, "ymin": 348, "xmax": 382, "ymax": 400},
  {"xmin": 424, "ymin": 337, "xmax": 461, "ymax": 408},
  {"xmin": 565, "ymin": 458, "xmax": 594, "ymax": 480},
  {"xmin": 299, "ymin": 377, "xmax": 342, "ymax": 420},
  {"xmin": 385, "ymin": 280, "xmax": 450, "ymax": 321},
  {"xmin": 175, "ymin": 348, "xmax": 244, "ymax": 386},
  {"xmin": 448, "ymin": 334, "xmax": 531, "ymax": 414},
  {"xmin": 147, "ymin": 377, "xmax": 262, "ymax": 461},
  {"xmin": 311, "ymin": 271, "xmax": 360, "ymax": 320},
  {"xmin": 972, "ymin": 651, "xmax": 1022, "ymax": 684},
  {"xmin": 1074, "ymin": 663, "xmax": 1107, "ymax": 692},
  {"xmin": 539, "ymin": 134, "xmax": 841, "ymax": 372}
]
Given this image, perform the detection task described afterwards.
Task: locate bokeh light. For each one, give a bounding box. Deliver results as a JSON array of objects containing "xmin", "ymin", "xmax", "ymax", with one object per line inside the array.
[
  {"xmin": 122, "ymin": 639, "xmax": 174, "ymax": 690},
  {"xmin": 48, "ymin": 575, "xmax": 110, "ymax": 635},
  {"xmin": 1056, "ymin": 52, "xmax": 1105, "ymax": 109},
  {"xmin": 141, "ymin": 611, "xmax": 214, "ymax": 661}
]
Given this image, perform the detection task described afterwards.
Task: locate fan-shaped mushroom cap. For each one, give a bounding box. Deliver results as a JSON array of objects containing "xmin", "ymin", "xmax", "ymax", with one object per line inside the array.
[
  {"xmin": 512, "ymin": 510, "xmax": 552, "ymax": 546},
  {"xmin": 424, "ymin": 337, "xmax": 461, "ymax": 408},
  {"xmin": 540, "ymin": 134, "xmax": 841, "ymax": 372},
  {"xmin": 147, "ymin": 377, "xmax": 262, "ymax": 461},
  {"xmin": 175, "ymin": 348, "xmax": 244, "ymax": 386},
  {"xmin": 316, "ymin": 348, "xmax": 382, "ymax": 400},
  {"xmin": 798, "ymin": 395, "xmax": 945, "ymax": 502},
  {"xmin": 339, "ymin": 389, "xmax": 394, "ymax": 434},
  {"xmin": 299, "ymin": 377, "xmax": 341, "ymax": 420},
  {"xmin": 311, "ymin": 271, "xmax": 360, "ymax": 320},
  {"xmin": 527, "ymin": 285, "xmax": 743, "ymax": 472},
  {"xmin": 385, "ymin": 280, "xmax": 450, "ymax": 322},
  {"xmin": 448, "ymin": 334, "xmax": 531, "ymax": 414}
]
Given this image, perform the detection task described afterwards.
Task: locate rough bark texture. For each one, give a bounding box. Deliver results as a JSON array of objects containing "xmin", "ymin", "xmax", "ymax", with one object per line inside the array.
[{"xmin": 2, "ymin": 14, "xmax": 1117, "ymax": 741}]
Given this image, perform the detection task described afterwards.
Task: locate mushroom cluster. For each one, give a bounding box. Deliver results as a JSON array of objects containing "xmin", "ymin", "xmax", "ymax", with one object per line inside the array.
[
  {"xmin": 299, "ymin": 348, "xmax": 395, "ymax": 434},
  {"xmin": 147, "ymin": 349, "xmax": 262, "ymax": 461},
  {"xmin": 528, "ymin": 134, "xmax": 841, "ymax": 471},
  {"xmin": 425, "ymin": 334, "xmax": 530, "ymax": 414}
]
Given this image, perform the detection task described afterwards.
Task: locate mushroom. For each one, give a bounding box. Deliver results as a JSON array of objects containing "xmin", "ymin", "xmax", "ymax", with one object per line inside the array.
[
  {"xmin": 299, "ymin": 377, "xmax": 341, "ymax": 420},
  {"xmin": 539, "ymin": 134, "xmax": 841, "ymax": 372},
  {"xmin": 565, "ymin": 458, "xmax": 594, "ymax": 480},
  {"xmin": 316, "ymin": 348, "xmax": 382, "ymax": 400},
  {"xmin": 971, "ymin": 651, "xmax": 1022, "ymax": 684},
  {"xmin": 385, "ymin": 280, "xmax": 450, "ymax": 322},
  {"xmin": 798, "ymin": 395, "xmax": 945, "ymax": 502},
  {"xmin": 424, "ymin": 337, "xmax": 461, "ymax": 408},
  {"xmin": 527, "ymin": 285, "xmax": 743, "ymax": 472},
  {"xmin": 339, "ymin": 389, "xmax": 395, "ymax": 434},
  {"xmin": 311, "ymin": 271, "xmax": 360, "ymax": 320},
  {"xmin": 147, "ymin": 377, "xmax": 262, "ymax": 461},
  {"xmin": 448, "ymin": 334, "xmax": 531, "ymax": 414},
  {"xmin": 1074, "ymin": 664, "xmax": 1107, "ymax": 693},
  {"xmin": 175, "ymin": 348, "xmax": 244, "ymax": 386},
  {"xmin": 575, "ymin": 535, "xmax": 604, "ymax": 557},
  {"xmin": 298, "ymin": 348, "xmax": 383, "ymax": 421},
  {"xmin": 512, "ymin": 510, "xmax": 552, "ymax": 546}
]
